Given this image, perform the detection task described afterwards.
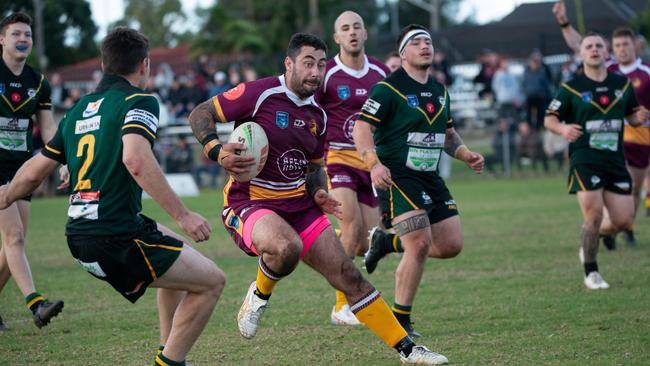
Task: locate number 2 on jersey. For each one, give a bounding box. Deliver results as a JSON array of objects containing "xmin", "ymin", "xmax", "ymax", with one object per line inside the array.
[{"xmin": 74, "ymin": 134, "xmax": 95, "ymax": 191}]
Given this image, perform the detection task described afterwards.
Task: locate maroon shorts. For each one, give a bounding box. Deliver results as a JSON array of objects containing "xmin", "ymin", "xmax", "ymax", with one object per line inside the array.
[
  {"xmin": 326, "ymin": 163, "xmax": 378, "ymax": 208},
  {"xmin": 624, "ymin": 142, "xmax": 650, "ymax": 169},
  {"xmin": 222, "ymin": 203, "xmax": 331, "ymax": 258}
]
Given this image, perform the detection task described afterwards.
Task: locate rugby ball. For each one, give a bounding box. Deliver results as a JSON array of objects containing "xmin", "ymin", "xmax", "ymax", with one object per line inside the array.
[{"xmin": 227, "ymin": 121, "xmax": 269, "ymax": 182}]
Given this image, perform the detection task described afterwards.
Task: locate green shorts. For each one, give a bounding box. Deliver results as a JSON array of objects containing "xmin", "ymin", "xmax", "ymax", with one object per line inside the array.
[
  {"xmin": 568, "ymin": 163, "xmax": 632, "ymax": 195},
  {"xmin": 377, "ymin": 170, "xmax": 458, "ymax": 228},
  {"xmin": 66, "ymin": 215, "xmax": 183, "ymax": 303}
]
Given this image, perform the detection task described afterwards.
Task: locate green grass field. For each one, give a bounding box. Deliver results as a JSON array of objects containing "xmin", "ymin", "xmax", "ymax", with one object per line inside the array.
[{"xmin": 1, "ymin": 175, "xmax": 649, "ymax": 365}]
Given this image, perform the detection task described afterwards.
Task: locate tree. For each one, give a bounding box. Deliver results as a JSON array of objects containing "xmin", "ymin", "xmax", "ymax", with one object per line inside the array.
[
  {"xmin": 0, "ymin": 0, "xmax": 98, "ymax": 70},
  {"xmin": 118, "ymin": 0, "xmax": 185, "ymax": 48}
]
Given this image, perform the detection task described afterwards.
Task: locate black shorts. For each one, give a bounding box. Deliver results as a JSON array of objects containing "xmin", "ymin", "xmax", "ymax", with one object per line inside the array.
[
  {"xmin": 568, "ymin": 163, "xmax": 632, "ymax": 195},
  {"xmin": 66, "ymin": 215, "xmax": 184, "ymax": 303},
  {"xmin": 0, "ymin": 166, "xmax": 31, "ymax": 201},
  {"xmin": 377, "ymin": 171, "xmax": 458, "ymax": 229}
]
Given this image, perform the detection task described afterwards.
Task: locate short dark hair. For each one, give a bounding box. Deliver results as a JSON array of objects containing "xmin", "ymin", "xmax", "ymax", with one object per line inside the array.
[
  {"xmin": 396, "ymin": 24, "xmax": 429, "ymax": 50},
  {"xmin": 101, "ymin": 27, "xmax": 149, "ymax": 76},
  {"xmin": 612, "ymin": 27, "xmax": 635, "ymax": 40},
  {"xmin": 286, "ymin": 33, "xmax": 327, "ymax": 60},
  {"xmin": 581, "ymin": 31, "xmax": 606, "ymax": 45},
  {"xmin": 0, "ymin": 12, "xmax": 32, "ymax": 34},
  {"xmin": 386, "ymin": 51, "xmax": 400, "ymax": 60}
]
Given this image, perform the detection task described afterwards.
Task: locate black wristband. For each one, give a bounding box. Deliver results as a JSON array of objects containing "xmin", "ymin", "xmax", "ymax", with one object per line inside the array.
[
  {"xmin": 207, "ymin": 143, "xmax": 222, "ymax": 161},
  {"xmin": 201, "ymin": 133, "xmax": 218, "ymax": 146},
  {"xmin": 560, "ymin": 21, "xmax": 570, "ymax": 28},
  {"xmin": 201, "ymin": 133, "xmax": 222, "ymax": 161}
]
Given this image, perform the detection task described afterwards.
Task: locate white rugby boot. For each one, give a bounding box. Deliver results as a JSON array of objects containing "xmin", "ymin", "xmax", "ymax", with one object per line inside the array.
[
  {"xmin": 400, "ymin": 345, "xmax": 449, "ymax": 365},
  {"xmin": 330, "ymin": 304, "xmax": 361, "ymax": 325},
  {"xmin": 237, "ymin": 281, "xmax": 268, "ymax": 339},
  {"xmin": 584, "ymin": 271, "xmax": 610, "ymax": 290}
]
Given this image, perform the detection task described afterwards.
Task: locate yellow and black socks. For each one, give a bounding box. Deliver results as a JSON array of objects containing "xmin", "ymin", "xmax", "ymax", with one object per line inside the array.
[
  {"xmin": 25, "ymin": 292, "xmax": 45, "ymax": 314},
  {"xmin": 255, "ymin": 257, "xmax": 282, "ymax": 300},
  {"xmin": 155, "ymin": 353, "xmax": 186, "ymax": 366},
  {"xmin": 392, "ymin": 303, "xmax": 412, "ymax": 327},
  {"xmin": 335, "ymin": 290, "xmax": 348, "ymax": 312},
  {"xmin": 384, "ymin": 232, "xmax": 403, "ymax": 253},
  {"xmin": 351, "ymin": 289, "xmax": 411, "ymax": 353}
]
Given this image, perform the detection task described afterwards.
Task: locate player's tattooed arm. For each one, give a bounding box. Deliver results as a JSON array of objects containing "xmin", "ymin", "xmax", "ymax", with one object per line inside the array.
[
  {"xmin": 189, "ymin": 100, "xmax": 219, "ymax": 146},
  {"xmin": 305, "ymin": 162, "xmax": 328, "ymax": 197},
  {"xmin": 443, "ymin": 127, "xmax": 467, "ymax": 159}
]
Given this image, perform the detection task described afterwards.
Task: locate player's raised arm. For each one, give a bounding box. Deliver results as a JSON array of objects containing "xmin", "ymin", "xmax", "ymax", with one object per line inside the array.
[{"xmin": 552, "ymin": 0, "xmax": 582, "ymax": 54}]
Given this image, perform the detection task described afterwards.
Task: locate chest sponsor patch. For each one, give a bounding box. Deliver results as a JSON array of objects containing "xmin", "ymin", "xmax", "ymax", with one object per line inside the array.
[
  {"xmin": 406, "ymin": 132, "xmax": 445, "ymax": 148},
  {"xmin": 407, "ymin": 94, "xmax": 419, "ymax": 108},
  {"xmin": 27, "ymin": 88, "xmax": 36, "ymax": 98},
  {"xmin": 124, "ymin": 108, "xmax": 159, "ymax": 133},
  {"xmin": 599, "ymin": 95, "xmax": 609, "ymax": 106},
  {"xmin": 581, "ymin": 91, "xmax": 593, "ymax": 103},
  {"xmin": 362, "ymin": 98, "xmax": 381, "ymax": 115},
  {"xmin": 223, "ymin": 83, "xmax": 246, "ymax": 101},
  {"xmin": 0, "ymin": 83, "xmax": 4, "ymax": 93},
  {"xmin": 276, "ymin": 111, "xmax": 289, "ymax": 129},
  {"xmin": 83, "ymin": 98, "xmax": 104, "ymax": 118},
  {"xmin": 585, "ymin": 119, "xmax": 623, "ymax": 132},
  {"xmin": 426, "ymin": 102, "xmax": 435, "ymax": 114},
  {"xmin": 11, "ymin": 92, "xmax": 21, "ymax": 103},
  {"xmin": 75, "ymin": 116, "xmax": 101, "ymax": 134},
  {"xmin": 337, "ymin": 85, "xmax": 350, "ymax": 100},
  {"xmin": 277, "ymin": 149, "xmax": 308, "ymax": 180},
  {"xmin": 355, "ymin": 88, "xmax": 367, "ymax": 96}
]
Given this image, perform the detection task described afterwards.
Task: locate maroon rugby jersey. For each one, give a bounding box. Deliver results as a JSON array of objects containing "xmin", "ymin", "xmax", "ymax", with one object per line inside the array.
[
  {"xmin": 212, "ymin": 76, "xmax": 327, "ymax": 211},
  {"xmin": 315, "ymin": 55, "xmax": 388, "ymax": 170},
  {"xmin": 609, "ymin": 58, "xmax": 650, "ymax": 145}
]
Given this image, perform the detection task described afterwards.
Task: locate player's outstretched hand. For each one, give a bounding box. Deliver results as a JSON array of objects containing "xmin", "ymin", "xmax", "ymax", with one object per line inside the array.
[
  {"xmin": 370, "ymin": 163, "xmax": 392, "ymax": 190},
  {"xmin": 552, "ymin": 0, "xmax": 567, "ymax": 24},
  {"xmin": 464, "ymin": 151, "xmax": 485, "ymax": 173},
  {"xmin": 218, "ymin": 142, "xmax": 256, "ymax": 175},
  {"xmin": 633, "ymin": 106, "xmax": 650, "ymax": 126},
  {"xmin": 177, "ymin": 211, "xmax": 212, "ymax": 242},
  {"xmin": 561, "ymin": 124, "xmax": 583, "ymax": 142},
  {"xmin": 57, "ymin": 165, "xmax": 70, "ymax": 190},
  {"xmin": 314, "ymin": 189, "xmax": 343, "ymax": 220}
]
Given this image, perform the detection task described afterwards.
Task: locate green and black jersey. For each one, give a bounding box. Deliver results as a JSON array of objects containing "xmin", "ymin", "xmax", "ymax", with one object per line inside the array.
[
  {"xmin": 42, "ymin": 75, "xmax": 159, "ymax": 236},
  {"xmin": 356, "ymin": 67, "xmax": 452, "ymax": 177},
  {"xmin": 0, "ymin": 59, "xmax": 52, "ymax": 169},
  {"xmin": 546, "ymin": 72, "xmax": 639, "ymax": 168}
]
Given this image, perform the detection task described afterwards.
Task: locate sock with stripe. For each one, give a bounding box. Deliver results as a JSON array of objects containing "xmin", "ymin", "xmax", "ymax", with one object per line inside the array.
[
  {"xmin": 155, "ymin": 353, "xmax": 185, "ymax": 366},
  {"xmin": 157, "ymin": 345, "xmax": 165, "ymax": 356},
  {"xmin": 351, "ymin": 289, "xmax": 409, "ymax": 348},
  {"xmin": 645, "ymin": 194, "xmax": 650, "ymax": 209},
  {"xmin": 255, "ymin": 257, "xmax": 282, "ymax": 300},
  {"xmin": 25, "ymin": 292, "xmax": 45, "ymax": 314},
  {"xmin": 385, "ymin": 232, "xmax": 403, "ymax": 253},
  {"xmin": 392, "ymin": 303, "xmax": 412, "ymax": 327},
  {"xmin": 334, "ymin": 290, "xmax": 348, "ymax": 312}
]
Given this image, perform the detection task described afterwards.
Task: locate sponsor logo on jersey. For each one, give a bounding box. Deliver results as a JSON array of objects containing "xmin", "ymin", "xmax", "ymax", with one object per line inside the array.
[
  {"xmin": 614, "ymin": 89, "xmax": 623, "ymax": 98},
  {"xmin": 548, "ymin": 99, "xmax": 562, "ymax": 111},
  {"xmin": 223, "ymin": 83, "xmax": 246, "ymax": 101},
  {"xmin": 27, "ymin": 88, "xmax": 36, "ymax": 98},
  {"xmin": 407, "ymin": 132, "xmax": 445, "ymax": 148},
  {"xmin": 586, "ymin": 119, "xmax": 622, "ymax": 132},
  {"xmin": 293, "ymin": 119, "xmax": 305, "ymax": 128},
  {"xmin": 124, "ymin": 108, "xmax": 159, "ymax": 133},
  {"xmin": 9, "ymin": 82, "xmax": 21, "ymax": 88},
  {"xmin": 362, "ymin": 98, "xmax": 380, "ymax": 114},
  {"xmin": 591, "ymin": 175, "xmax": 601, "ymax": 186},
  {"xmin": 407, "ymin": 94, "xmax": 419, "ymax": 108},
  {"xmin": 310, "ymin": 119, "xmax": 318, "ymax": 136},
  {"xmin": 10, "ymin": 92, "xmax": 21, "ymax": 103},
  {"xmin": 75, "ymin": 259, "xmax": 107, "ymax": 278},
  {"xmin": 343, "ymin": 113, "xmax": 359, "ymax": 140},
  {"xmin": 337, "ymin": 85, "xmax": 350, "ymax": 100},
  {"xmin": 355, "ymin": 88, "xmax": 367, "ymax": 96},
  {"xmin": 0, "ymin": 83, "xmax": 4, "ymax": 93},
  {"xmin": 439, "ymin": 96, "xmax": 445, "ymax": 105},
  {"xmin": 75, "ymin": 116, "xmax": 101, "ymax": 134},
  {"xmin": 278, "ymin": 149, "xmax": 308, "ymax": 180},
  {"xmin": 599, "ymin": 95, "xmax": 609, "ymax": 106},
  {"xmin": 421, "ymin": 92, "xmax": 432, "ymax": 97},
  {"xmin": 276, "ymin": 111, "xmax": 289, "ymax": 129},
  {"xmin": 83, "ymin": 98, "xmax": 104, "ymax": 118},
  {"xmin": 596, "ymin": 87, "xmax": 608, "ymax": 92},
  {"xmin": 426, "ymin": 102, "xmax": 435, "ymax": 114},
  {"xmin": 632, "ymin": 78, "xmax": 641, "ymax": 89},
  {"xmin": 581, "ymin": 91, "xmax": 593, "ymax": 103},
  {"xmin": 445, "ymin": 199, "xmax": 457, "ymax": 209}
]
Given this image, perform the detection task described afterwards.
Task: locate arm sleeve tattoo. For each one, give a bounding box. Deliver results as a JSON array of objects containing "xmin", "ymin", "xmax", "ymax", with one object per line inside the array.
[
  {"xmin": 444, "ymin": 128, "xmax": 467, "ymax": 159},
  {"xmin": 189, "ymin": 100, "xmax": 220, "ymax": 146}
]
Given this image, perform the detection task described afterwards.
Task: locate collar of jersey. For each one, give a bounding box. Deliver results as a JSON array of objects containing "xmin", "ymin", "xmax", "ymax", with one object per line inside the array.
[
  {"xmin": 95, "ymin": 74, "xmax": 135, "ymax": 93},
  {"xmin": 334, "ymin": 54, "xmax": 369, "ymax": 79},
  {"xmin": 617, "ymin": 58, "xmax": 642, "ymax": 75},
  {"xmin": 278, "ymin": 75, "xmax": 316, "ymax": 107}
]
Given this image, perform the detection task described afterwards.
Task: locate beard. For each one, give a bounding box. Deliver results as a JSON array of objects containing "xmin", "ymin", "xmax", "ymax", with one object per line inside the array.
[{"xmin": 290, "ymin": 71, "xmax": 320, "ymax": 99}]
